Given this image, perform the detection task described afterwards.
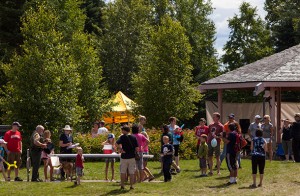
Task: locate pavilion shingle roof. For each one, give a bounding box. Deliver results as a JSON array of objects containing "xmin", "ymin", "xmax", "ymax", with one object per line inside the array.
[{"xmin": 202, "ymin": 44, "xmax": 300, "ymax": 85}]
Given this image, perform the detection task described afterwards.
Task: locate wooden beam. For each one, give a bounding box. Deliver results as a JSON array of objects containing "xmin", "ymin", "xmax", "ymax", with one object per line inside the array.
[
  {"xmin": 277, "ymin": 88, "xmax": 282, "ymax": 143},
  {"xmin": 217, "ymin": 89, "xmax": 223, "ymax": 122},
  {"xmin": 270, "ymin": 88, "xmax": 276, "ymax": 143}
]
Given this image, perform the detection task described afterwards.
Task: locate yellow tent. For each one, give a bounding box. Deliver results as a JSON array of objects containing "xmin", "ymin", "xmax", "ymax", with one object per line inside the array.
[{"xmin": 103, "ymin": 91, "xmax": 136, "ymax": 124}]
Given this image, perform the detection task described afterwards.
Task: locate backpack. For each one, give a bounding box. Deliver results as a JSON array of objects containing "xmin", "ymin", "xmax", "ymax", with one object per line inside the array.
[{"xmin": 234, "ymin": 133, "xmax": 247, "ymax": 154}]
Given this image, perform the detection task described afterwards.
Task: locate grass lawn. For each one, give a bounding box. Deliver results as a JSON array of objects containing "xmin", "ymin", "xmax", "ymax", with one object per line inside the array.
[{"xmin": 1, "ymin": 158, "xmax": 300, "ymax": 196}]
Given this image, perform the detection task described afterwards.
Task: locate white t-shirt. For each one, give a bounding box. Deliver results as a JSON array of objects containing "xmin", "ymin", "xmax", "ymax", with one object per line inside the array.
[{"xmin": 97, "ymin": 127, "xmax": 108, "ymax": 135}]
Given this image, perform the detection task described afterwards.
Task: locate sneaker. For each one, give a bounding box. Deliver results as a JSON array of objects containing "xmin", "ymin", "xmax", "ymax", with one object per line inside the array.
[
  {"xmin": 7, "ymin": 177, "xmax": 11, "ymax": 182},
  {"xmin": 176, "ymin": 169, "xmax": 181, "ymax": 173},
  {"xmin": 249, "ymin": 184, "xmax": 257, "ymax": 188},
  {"xmin": 120, "ymin": 186, "xmax": 125, "ymax": 190},
  {"xmin": 74, "ymin": 181, "xmax": 78, "ymax": 185},
  {"xmin": 14, "ymin": 177, "xmax": 23, "ymax": 181}
]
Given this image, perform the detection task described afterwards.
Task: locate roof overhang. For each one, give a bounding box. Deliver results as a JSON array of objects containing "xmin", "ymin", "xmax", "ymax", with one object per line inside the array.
[{"xmin": 199, "ymin": 81, "xmax": 300, "ymax": 93}]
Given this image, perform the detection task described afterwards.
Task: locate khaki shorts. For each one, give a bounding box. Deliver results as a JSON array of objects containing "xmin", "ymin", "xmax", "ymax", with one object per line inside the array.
[
  {"xmin": 120, "ymin": 158, "xmax": 136, "ymax": 175},
  {"xmin": 8, "ymin": 152, "xmax": 22, "ymax": 167},
  {"xmin": 208, "ymin": 142, "xmax": 221, "ymax": 157}
]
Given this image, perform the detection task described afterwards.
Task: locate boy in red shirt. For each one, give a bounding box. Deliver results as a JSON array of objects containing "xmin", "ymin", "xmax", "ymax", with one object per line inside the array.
[
  {"xmin": 4, "ymin": 122, "xmax": 23, "ymax": 181},
  {"xmin": 195, "ymin": 118, "xmax": 209, "ymax": 154},
  {"xmin": 75, "ymin": 147, "xmax": 84, "ymax": 185}
]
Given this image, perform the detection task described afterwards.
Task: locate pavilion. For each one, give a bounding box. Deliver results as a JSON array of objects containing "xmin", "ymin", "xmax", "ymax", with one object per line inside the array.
[{"xmin": 199, "ymin": 44, "xmax": 300, "ymax": 143}]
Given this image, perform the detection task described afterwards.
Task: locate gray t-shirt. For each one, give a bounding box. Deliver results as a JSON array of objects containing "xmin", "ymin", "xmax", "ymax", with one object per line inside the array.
[
  {"xmin": 261, "ymin": 123, "xmax": 273, "ymax": 138},
  {"xmin": 249, "ymin": 122, "xmax": 261, "ymax": 138}
]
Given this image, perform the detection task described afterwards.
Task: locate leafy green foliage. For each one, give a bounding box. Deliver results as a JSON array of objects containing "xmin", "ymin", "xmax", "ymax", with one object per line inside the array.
[
  {"xmin": 222, "ymin": 2, "xmax": 273, "ymax": 71},
  {"xmin": 101, "ymin": 0, "xmax": 153, "ymax": 96},
  {"xmin": 265, "ymin": 0, "xmax": 300, "ymax": 52},
  {"xmin": 133, "ymin": 16, "xmax": 201, "ymax": 127},
  {"xmin": 1, "ymin": 0, "xmax": 110, "ymax": 131},
  {"xmin": 74, "ymin": 129, "xmax": 198, "ymax": 161}
]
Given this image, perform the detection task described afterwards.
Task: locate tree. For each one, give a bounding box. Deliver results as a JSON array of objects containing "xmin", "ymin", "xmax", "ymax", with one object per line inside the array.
[
  {"xmin": 132, "ymin": 16, "xmax": 201, "ymax": 127},
  {"xmin": 173, "ymin": 0, "xmax": 219, "ymax": 83},
  {"xmin": 0, "ymin": 0, "xmax": 26, "ymax": 62},
  {"xmin": 222, "ymin": 2, "xmax": 273, "ymax": 71},
  {"xmin": 81, "ymin": 0, "xmax": 106, "ymax": 36},
  {"xmin": 265, "ymin": 0, "xmax": 300, "ymax": 52},
  {"xmin": 1, "ymin": 0, "xmax": 110, "ymax": 131},
  {"xmin": 101, "ymin": 0, "xmax": 154, "ymax": 96}
]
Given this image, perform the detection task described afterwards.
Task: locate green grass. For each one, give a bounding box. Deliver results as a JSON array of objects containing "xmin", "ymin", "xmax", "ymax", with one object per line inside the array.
[{"xmin": 1, "ymin": 159, "xmax": 300, "ymax": 196}]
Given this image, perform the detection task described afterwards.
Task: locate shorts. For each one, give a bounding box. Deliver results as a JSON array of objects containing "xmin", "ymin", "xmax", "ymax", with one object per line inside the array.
[
  {"xmin": 136, "ymin": 152, "xmax": 144, "ymax": 170},
  {"xmin": 76, "ymin": 167, "xmax": 83, "ymax": 177},
  {"xmin": 120, "ymin": 158, "xmax": 136, "ymax": 175},
  {"xmin": 105, "ymin": 158, "xmax": 115, "ymax": 163},
  {"xmin": 143, "ymin": 152, "xmax": 149, "ymax": 162},
  {"xmin": 208, "ymin": 142, "xmax": 221, "ymax": 157},
  {"xmin": 199, "ymin": 158, "xmax": 207, "ymax": 169},
  {"xmin": 174, "ymin": 145, "xmax": 179, "ymax": 157},
  {"xmin": 8, "ymin": 152, "xmax": 22, "ymax": 167},
  {"xmin": 226, "ymin": 153, "xmax": 238, "ymax": 171}
]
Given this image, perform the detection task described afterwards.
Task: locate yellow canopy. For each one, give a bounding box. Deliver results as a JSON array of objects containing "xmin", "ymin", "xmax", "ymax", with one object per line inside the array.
[{"xmin": 103, "ymin": 91, "xmax": 136, "ymax": 124}]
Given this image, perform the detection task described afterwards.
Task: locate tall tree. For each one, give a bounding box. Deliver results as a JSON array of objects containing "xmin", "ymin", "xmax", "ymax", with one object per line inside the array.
[
  {"xmin": 173, "ymin": 0, "xmax": 219, "ymax": 83},
  {"xmin": 133, "ymin": 16, "xmax": 201, "ymax": 127},
  {"xmin": 1, "ymin": 0, "xmax": 110, "ymax": 131},
  {"xmin": 81, "ymin": 0, "xmax": 106, "ymax": 36},
  {"xmin": 222, "ymin": 2, "xmax": 273, "ymax": 71},
  {"xmin": 265, "ymin": 0, "xmax": 300, "ymax": 52},
  {"xmin": 0, "ymin": 0, "xmax": 26, "ymax": 62},
  {"xmin": 101, "ymin": 0, "xmax": 152, "ymax": 96}
]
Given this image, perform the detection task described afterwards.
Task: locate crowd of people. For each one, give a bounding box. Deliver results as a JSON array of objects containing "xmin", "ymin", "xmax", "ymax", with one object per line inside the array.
[{"xmin": 0, "ymin": 112, "xmax": 300, "ymax": 189}]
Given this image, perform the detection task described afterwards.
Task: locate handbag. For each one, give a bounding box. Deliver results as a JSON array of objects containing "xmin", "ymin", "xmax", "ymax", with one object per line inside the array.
[{"xmin": 127, "ymin": 135, "xmax": 141, "ymax": 161}]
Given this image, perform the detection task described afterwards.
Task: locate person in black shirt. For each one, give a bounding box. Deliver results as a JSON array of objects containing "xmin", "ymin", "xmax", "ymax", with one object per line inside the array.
[
  {"xmin": 280, "ymin": 119, "xmax": 294, "ymax": 162},
  {"xmin": 161, "ymin": 136, "xmax": 174, "ymax": 182},
  {"xmin": 59, "ymin": 125, "xmax": 74, "ymax": 180},
  {"xmin": 116, "ymin": 126, "xmax": 138, "ymax": 190},
  {"xmin": 223, "ymin": 123, "xmax": 238, "ymax": 185},
  {"xmin": 290, "ymin": 113, "xmax": 300, "ymax": 162}
]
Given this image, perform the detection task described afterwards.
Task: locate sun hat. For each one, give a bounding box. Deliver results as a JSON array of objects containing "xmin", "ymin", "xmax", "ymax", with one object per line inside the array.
[{"xmin": 63, "ymin": 125, "xmax": 72, "ymax": 131}]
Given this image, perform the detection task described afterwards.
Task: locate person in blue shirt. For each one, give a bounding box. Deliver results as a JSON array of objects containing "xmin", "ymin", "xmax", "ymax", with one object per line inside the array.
[
  {"xmin": 168, "ymin": 117, "xmax": 182, "ymax": 172},
  {"xmin": 250, "ymin": 129, "xmax": 267, "ymax": 188},
  {"xmin": 0, "ymin": 139, "xmax": 8, "ymax": 181}
]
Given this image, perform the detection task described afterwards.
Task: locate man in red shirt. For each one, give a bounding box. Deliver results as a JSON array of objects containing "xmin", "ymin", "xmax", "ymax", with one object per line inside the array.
[
  {"xmin": 195, "ymin": 118, "xmax": 209, "ymax": 154},
  {"xmin": 207, "ymin": 112, "xmax": 224, "ymax": 176},
  {"xmin": 4, "ymin": 122, "xmax": 23, "ymax": 181}
]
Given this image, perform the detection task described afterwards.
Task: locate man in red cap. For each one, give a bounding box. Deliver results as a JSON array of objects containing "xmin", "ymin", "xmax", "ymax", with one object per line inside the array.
[{"xmin": 4, "ymin": 122, "xmax": 23, "ymax": 181}]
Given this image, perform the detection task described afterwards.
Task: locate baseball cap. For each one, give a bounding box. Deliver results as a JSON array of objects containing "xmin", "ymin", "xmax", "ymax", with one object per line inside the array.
[
  {"xmin": 0, "ymin": 139, "xmax": 7, "ymax": 144},
  {"xmin": 255, "ymin": 115, "xmax": 261, "ymax": 119},
  {"xmin": 107, "ymin": 133, "xmax": 115, "ymax": 139},
  {"xmin": 12, "ymin": 122, "xmax": 22, "ymax": 127},
  {"xmin": 228, "ymin": 113, "xmax": 235, "ymax": 118}
]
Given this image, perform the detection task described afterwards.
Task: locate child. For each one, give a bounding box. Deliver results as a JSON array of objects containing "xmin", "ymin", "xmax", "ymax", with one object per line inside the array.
[
  {"xmin": 250, "ymin": 129, "xmax": 267, "ymax": 188},
  {"xmin": 75, "ymin": 147, "xmax": 84, "ymax": 185},
  {"xmin": 223, "ymin": 123, "xmax": 239, "ymax": 185},
  {"xmin": 195, "ymin": 118, "xmax": 209, "ymax": 154},
  {"xmin": 102, "ymin": 133, "xmax": 116, "ymax": 181},
  {"xmin": 161, "ymin": 136, "xmax": 174, "ymax": 182},
  {"xmin": 0, "ymin": 139, "xmax": 8, "ymax": 181},
  {"xmin": 41, "ymin": 130, "xmax": 55, "ymax": 181},
  {"xmin": 198, "ymin": 134, "xmax": 208, "ymax": 177}
]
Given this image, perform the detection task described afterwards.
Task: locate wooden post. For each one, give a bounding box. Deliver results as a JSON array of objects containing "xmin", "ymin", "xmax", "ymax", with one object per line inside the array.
[
  {"xmin": 270, "ymin": 88, "xmax": 276, "ymax": 143},
  {"xmin": 218, "ymin": 89, "xmax": 223, "ymax": 123},
  {"xmin": 276, "ymin": 88, "xmax": 282, "ymax": 143}
]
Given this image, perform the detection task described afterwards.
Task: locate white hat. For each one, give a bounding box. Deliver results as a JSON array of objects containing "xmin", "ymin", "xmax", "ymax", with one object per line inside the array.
[
  {"xmin": 255, "ymin": 115, "xmax": 261, "ymax": 119},
  {"xmin": 0, "ymin": 139, "xmax": 7, "ymax": 144},
  {"xmin": 63, "ymin": 125, "xmax": 72, "ymax": 131}
]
